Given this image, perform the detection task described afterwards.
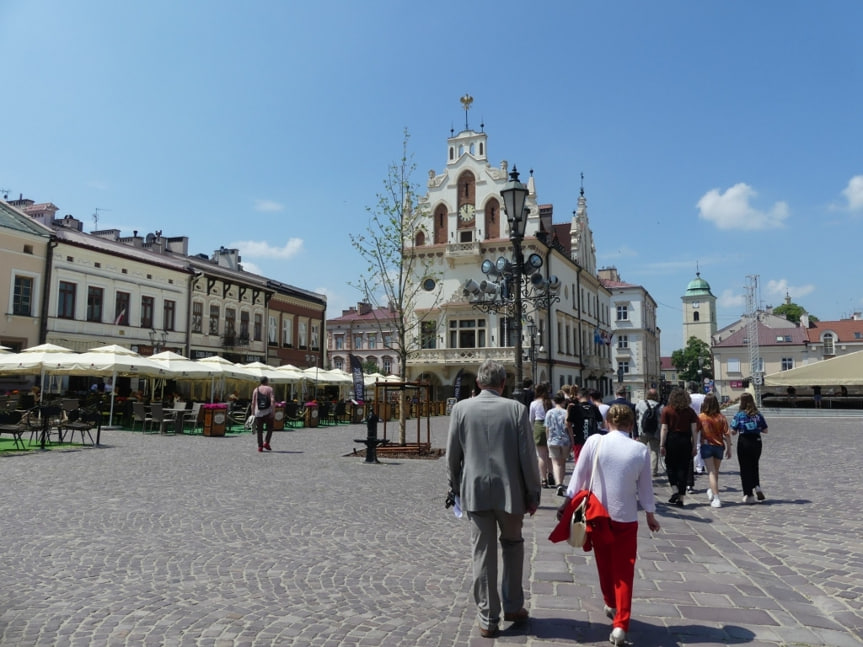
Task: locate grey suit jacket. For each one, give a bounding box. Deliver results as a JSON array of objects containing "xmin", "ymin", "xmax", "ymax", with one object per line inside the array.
[{"xmin": 447, "ymin": 389, "xmax": 542, "ymax": 515}]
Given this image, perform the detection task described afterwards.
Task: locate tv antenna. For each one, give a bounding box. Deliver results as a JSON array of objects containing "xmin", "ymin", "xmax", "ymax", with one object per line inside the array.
[
  {"xmin": 1, "ymin": 188, "xmax": 10, "ymax": 200},
  {"xmin": 93, "ymin": 207, "xmax": 110, "ymax": 229}
]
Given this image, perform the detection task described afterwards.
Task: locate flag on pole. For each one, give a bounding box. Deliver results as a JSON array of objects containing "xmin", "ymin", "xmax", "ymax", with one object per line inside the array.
[{"xmin": 114, "ymin": 308, "xmax": 126, "ymax": 325}]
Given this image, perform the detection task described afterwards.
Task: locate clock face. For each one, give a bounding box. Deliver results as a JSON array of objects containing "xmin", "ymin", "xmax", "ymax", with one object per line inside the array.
[
  {"xmin": 458, "ymin": 204, "xmax": 476, "ymax": 222},
  {"xmin": 692, "ymin": 301, "xmax": 700, "ymax": 308}
]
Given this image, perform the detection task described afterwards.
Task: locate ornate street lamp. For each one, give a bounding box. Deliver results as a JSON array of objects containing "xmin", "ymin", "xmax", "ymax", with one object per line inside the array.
[{"xmin": 463, "ymin": 167, "xmax": 560, "ymax": 401}]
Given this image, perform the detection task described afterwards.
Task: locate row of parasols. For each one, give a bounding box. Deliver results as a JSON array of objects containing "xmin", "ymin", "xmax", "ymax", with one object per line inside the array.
[{"xmin": 0, "ymin": 343, "xmax": 402, "ymax": 425}]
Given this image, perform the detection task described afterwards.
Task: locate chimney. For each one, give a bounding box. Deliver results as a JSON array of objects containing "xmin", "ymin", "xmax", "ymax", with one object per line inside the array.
[{"xmin": 358, "ymin": 302, "xmax": 372, "ymax": 316}]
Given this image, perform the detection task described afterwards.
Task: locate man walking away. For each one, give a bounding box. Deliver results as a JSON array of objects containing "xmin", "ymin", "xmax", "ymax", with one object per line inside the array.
[
  {"xmin": 636, "ymin": 388, "xmax": 663, "ymax": 476},
  {"xmin": 447, "ymin": 359, "xmax": 541, "ymax": 638}
]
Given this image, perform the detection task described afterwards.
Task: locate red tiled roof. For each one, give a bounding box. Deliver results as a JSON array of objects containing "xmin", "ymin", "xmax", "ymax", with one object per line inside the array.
[
  {"xmin": 807, "ymin": 319, "xmax": 863, "ymax": 343},
  {"xmin": 327, "ymin": 307, "xmax": 396, "ymax": 324},
  {"xmin": 713, "ymin": 320, "xmax": 807, "ymax": 348}
]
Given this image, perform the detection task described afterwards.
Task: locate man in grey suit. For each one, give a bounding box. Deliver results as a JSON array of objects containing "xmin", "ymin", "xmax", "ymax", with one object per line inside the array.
[{"xmin": 447, "ymin": 359, "xmax": 542, "ymax": 638}]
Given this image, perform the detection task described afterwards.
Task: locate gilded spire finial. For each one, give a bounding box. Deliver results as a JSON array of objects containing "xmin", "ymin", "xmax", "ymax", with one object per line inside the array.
[{"xmin": 460, "ymin": 93, "xmax": 473, "ymax": 130}]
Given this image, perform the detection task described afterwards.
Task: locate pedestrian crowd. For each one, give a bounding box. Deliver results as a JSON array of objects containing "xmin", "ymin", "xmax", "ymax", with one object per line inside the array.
[{"xmin": 447, "ymin": 363, "xmax": 769, "ymax": 645}]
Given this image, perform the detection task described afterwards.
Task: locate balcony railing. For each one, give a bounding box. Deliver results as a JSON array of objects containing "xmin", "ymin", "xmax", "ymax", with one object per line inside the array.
[{"xmin": 406, "ymin": 347, "xmax": 515, "ymax": 366}]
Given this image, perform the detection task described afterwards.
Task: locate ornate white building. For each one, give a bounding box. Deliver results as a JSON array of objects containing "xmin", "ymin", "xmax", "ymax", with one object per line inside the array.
[{"xmin": 404, "ymin": 114, "xmax": 613, "ymax": 398}]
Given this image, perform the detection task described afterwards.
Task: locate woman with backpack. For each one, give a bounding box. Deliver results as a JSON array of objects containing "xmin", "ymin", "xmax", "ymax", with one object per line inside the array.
[
  {"xmin": 253, "ymin": 376, "xmax": 276, "ymax": 452},
  {"xmin": 730, "ymin": 392, "xmax": 768, "ymax": 504}
]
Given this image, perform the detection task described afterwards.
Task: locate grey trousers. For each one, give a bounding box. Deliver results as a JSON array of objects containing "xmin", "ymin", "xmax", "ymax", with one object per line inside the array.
[
  {"xmin": 638, "ymin": 433, "xmax": 661, "ymax": 475},
  {"xmin": 467, "ymin": 509, "xmax": 525, "ymax": 629}
]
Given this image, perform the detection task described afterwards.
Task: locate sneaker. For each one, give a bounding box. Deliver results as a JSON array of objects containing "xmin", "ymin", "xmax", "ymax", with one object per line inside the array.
[
  {"xmin": 755, "ymin": 486, "xmax": 765, "ymax": 501},
  {"xmin": 687, "ymin": 486, "xmax": 696, "ymax": 494},
  {"xmin": 556, "ymin": 485, "xmax": 566, "ymax": 497},
  {"xmin": 706, "ymin": 488, "xmax": 714, "ymax": 502},
  {"xmin": 742, "ymin": 494, "xmax": 756, "ymax": 504},
  {"xmin": 710, "ymin": 497, "xmax": 722, "ymax": 508},
  {"xmin": 257, "ymin": 446, "xmax": 263, "ymax": 453},
  {"xmin": 263, "ymin": 443, "xmax": 272, "ymax": 451},
  {"xmin": 668, "ymin": 492, "xmax": 680, "ymax": 504},
  {"xmin": 603, "ymin": 605, "xmax": 616, "ymax": 619},
  {"xmin": 609, "ymin": 627, "xmax": 626, "ymax": 646}
]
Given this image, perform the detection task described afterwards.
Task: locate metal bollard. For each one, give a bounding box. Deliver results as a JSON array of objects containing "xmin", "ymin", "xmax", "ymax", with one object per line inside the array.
[{"xmin": 364, "ymin": 411, "xmax": 380, "ymax": 463}]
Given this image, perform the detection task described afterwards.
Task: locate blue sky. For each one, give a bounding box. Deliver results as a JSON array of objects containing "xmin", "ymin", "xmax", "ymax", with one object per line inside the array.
[{"xmin": 3, "ymin": 1, "xmax": 862, "ymax": 354}]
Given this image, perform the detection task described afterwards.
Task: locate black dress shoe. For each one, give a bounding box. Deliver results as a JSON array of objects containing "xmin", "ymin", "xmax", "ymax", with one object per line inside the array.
[
  {"xmin": 668, "ymin": 492, "xmax": 680, "ymax": 504},
  {"xmin": 479, "ymin": 626, "xmax": 499, "ymax": 638}
]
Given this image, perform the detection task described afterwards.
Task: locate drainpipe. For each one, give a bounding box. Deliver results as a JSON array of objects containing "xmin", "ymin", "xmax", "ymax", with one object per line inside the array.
[
  {"xmin": 38, "ymin": 235, "xmax": 58, "ymax": 345},
  {"xmin": 185, "ymin": 269, "xmax": 202, "ymax": 357}
]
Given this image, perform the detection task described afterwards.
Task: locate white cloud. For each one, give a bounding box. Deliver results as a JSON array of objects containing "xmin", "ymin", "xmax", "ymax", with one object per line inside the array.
[
  {"xmin": 229, "ymin": 238, "xmax": 304, "ymax": 259},
  {"xmin": 240, "ymin": 260, "xmax": 262, "ymax": 275},
  {"xmin": 841, "ymin": 175, "xmax": 863, "ymax": 211},
  {"xmin": 696, "ymin": 183, "xmax": 789, "ymax": 230},
  {"xmin": 718, "ymin": 289, "xmax": 745, "ymax": 309},
  {"xmin": 764, "ymin": 278, "xmax": 815, "ymax": 301},
  {"xmin": 254, "ymin": 199, "xmax": 284, "ymax": 213}
]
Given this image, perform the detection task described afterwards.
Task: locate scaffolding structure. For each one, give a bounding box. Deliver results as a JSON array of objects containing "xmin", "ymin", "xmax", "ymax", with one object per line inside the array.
[{"xmin": 745, "ymin": 275, "xmax": 762, "ymax": 406}]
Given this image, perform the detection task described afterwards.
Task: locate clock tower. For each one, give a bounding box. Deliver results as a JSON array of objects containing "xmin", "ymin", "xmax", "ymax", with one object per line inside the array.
[{"xmin": 682, "ymin": 271, "xmax": 716, "ymax": 346}]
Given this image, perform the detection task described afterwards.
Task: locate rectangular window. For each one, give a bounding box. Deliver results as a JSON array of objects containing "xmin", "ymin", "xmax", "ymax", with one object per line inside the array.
[
  {"xmin": 420, "ymin": 321, "xmax": 436, "ymax": 349},
  {"xmin": 140, "ymin": 296, "xmax": 154, "ymax": 329},
  {"xmin": 254, "ymin": 313, "xmax": 263, "ymax": 342},
  {"xmin": 282, "ymin": 317, "xmax": 293, "ymax": 347},
  {"xmin": 617, "ymin": 335, "xmax": 629, "ymax": 349},
  {"xmin": 618, "ymin": 360, "xmax": 630, "ymax": 374},
  {"xmin": 115, "ymin": 291, "xmax": 130, "ymax": 326},
  {"xmin": 86, "ymin": 287, "xmax": 104, "ymax": 322},
  {"xmin": 727, "ymin": 358, "xmax": 741, "ymax": 373},
  {"xmin": 225, "ymin": 308, "xmax": 236, "ymax": 336},
  {"xmin": 13, "ymin": 276, "xmax": 33, "ymax": 316},
  {"xmin": 192, "ymin": 301, "xmax": 203, "ymax": 334},
  {"xmin": 240, "ymin": 311, "xmax": 250, "ymax": 341},
  {"xmin": 499, "ymin": 317, "xmax": 514, "ymax": 348},
  {"xmin": 368, "ymin": 334, "xmax": 377, "ymax": 350},
  {"xmin": 310, "ymin": 322, "xmax": 320, "ymax": 350},
  {"xmin": 209, "ymin": 304, "xmax": 220, "ymax": 335},
  {"xmin": 267, "ymin": 315, "xmax": 277, "ymax": 345},
  {"xmin": 616, "ymin": 305, "xmax": 628, "ymax": 321},
  {"xmin": 354, "ymin": 333, "xmax": 363, "ymax": 350},
  {"xmin": 824, "ymin": 335, "xmax": 835, "ymax": 356},
  {"xmin": 449, "ymin": 318, "xmax": 486, "ymax": 349},
  {"xmin": 335, "ymin": 335, "xmax": 344, "ymax": 350},
  {"xmin": 58, "ymin": 281, "xmax": 76, "ymax": 319},
  {"xmin": 163, "ymin": 300, "xmax": 176, "ymax": 331},
  {"xmin": 781, "ymin": 357, "xmax": 794, "ymax": 371},
  {"xmin": 298, "ymin": 320, "xmax": 308, "ymax": 349},
  {"xmin": 383, "ymin": 357, "xmax": 392, "ymax": 373},
  {"xmin": 384, "ymin": 333, "xmax": 392, "ymax": 348}
]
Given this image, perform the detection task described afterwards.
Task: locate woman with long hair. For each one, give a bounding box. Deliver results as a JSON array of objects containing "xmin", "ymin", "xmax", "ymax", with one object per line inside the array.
[
  {"xmin": 529, "ymin": 382, "xmax": 553, "ymax": 488},
  {"xmin": 698, "ymin": 393, "xmax": 731, "ymax": 508},
  {"xmin": 730, "ymin": 392, "xmax": 768, "ymax": 504},
  {"xmin": 659, "ymin": 387, "xmax": 699, "ymax": 507}
]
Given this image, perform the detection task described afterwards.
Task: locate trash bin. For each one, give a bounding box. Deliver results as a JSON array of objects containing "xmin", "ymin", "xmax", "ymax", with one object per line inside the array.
[
  {"xmin": 202, "ymin": 403, "xmax": 228, "ymax": 436},
  {"xmin": 273, "ymin": 402, "xmax": 285, "ymax": 431},
  {"xmin": 304, "ymin": 402, "xmax": 319, "ymax": 428}
]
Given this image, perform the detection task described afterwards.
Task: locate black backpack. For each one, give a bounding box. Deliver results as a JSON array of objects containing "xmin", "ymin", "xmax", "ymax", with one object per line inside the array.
[
  {"xmin": 568, "ymin": 401, "xmax": 598, "ymax": 443},
  {"xmin": 256, "ymin": 389, "xmax": 271, "ymax": 410},
  {"xmin": 641, "ymin": 401, "xmax": 659, "ymax": 437}
]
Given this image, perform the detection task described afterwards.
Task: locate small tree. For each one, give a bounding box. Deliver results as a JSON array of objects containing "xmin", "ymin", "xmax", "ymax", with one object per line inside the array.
[
  {"xmin": 671, "ymin": 337, "xmax": 712, "ymax": 384},
  {"xmin": 349, "ymin": 129, "xmax": 442, "ymax": 444},
  {"xmin": 772, "ymin": 302, "xmax": 818, "ymax": 325}
]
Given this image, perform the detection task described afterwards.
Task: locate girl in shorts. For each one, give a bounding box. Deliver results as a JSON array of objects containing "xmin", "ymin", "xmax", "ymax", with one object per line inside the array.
[{"xmin": 697, "ymin": 394, "xmax": 731, "ymax": 508}]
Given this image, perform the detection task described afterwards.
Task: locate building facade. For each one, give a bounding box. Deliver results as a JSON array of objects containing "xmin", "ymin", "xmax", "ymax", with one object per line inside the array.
[
  {"xmin": 599, "ymin": 267, "xmax": 661, "ymax": 401},
  {"xmin": 402, "ymin": 121, "xmax": 613, "ymax": 398},
  {"xmin": 326, "ymin": 302, "xmax": 399, "ymax": 375}
]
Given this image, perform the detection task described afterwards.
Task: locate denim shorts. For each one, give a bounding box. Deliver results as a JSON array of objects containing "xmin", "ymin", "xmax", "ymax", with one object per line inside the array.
[{"xmin": 700, "ymin": 444, "xmax": 724, "ymax": 460}]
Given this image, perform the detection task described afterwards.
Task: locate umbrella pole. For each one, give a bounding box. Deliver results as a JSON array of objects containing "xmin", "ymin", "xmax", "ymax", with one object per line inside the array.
[{"xmin": 108, "ymin": 372, "xmax": 117, "ymax": 426}]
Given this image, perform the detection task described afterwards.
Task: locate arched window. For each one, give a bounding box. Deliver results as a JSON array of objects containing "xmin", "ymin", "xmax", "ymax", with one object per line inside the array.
[
  {"xmin": 693, "ymin": 311, "xmax": 700, "ymax": 322},
  {"xmin": 449, "ymin": 147, "xmax": 454, "ymax": 160},
  {"xmin": 414, "ymin": 231, "xmax": 425, "ymax": 246}
]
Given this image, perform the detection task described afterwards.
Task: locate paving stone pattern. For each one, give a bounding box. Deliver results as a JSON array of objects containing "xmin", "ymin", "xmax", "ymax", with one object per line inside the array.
[{"xmin": 1, "ymin": 414, "xmax": 861, "ymax": 646}]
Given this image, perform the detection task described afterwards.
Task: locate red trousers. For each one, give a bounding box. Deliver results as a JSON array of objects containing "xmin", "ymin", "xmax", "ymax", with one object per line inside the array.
[{"xmin": 592, "ymin": 519, "xmax": 638, "ymax": 631}]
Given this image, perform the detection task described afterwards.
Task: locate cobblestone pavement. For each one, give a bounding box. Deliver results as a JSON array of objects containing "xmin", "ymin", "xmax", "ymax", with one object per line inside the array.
[{"xmin": 1, "ymin": 413, "xmax": 861, "ymax": 646}]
